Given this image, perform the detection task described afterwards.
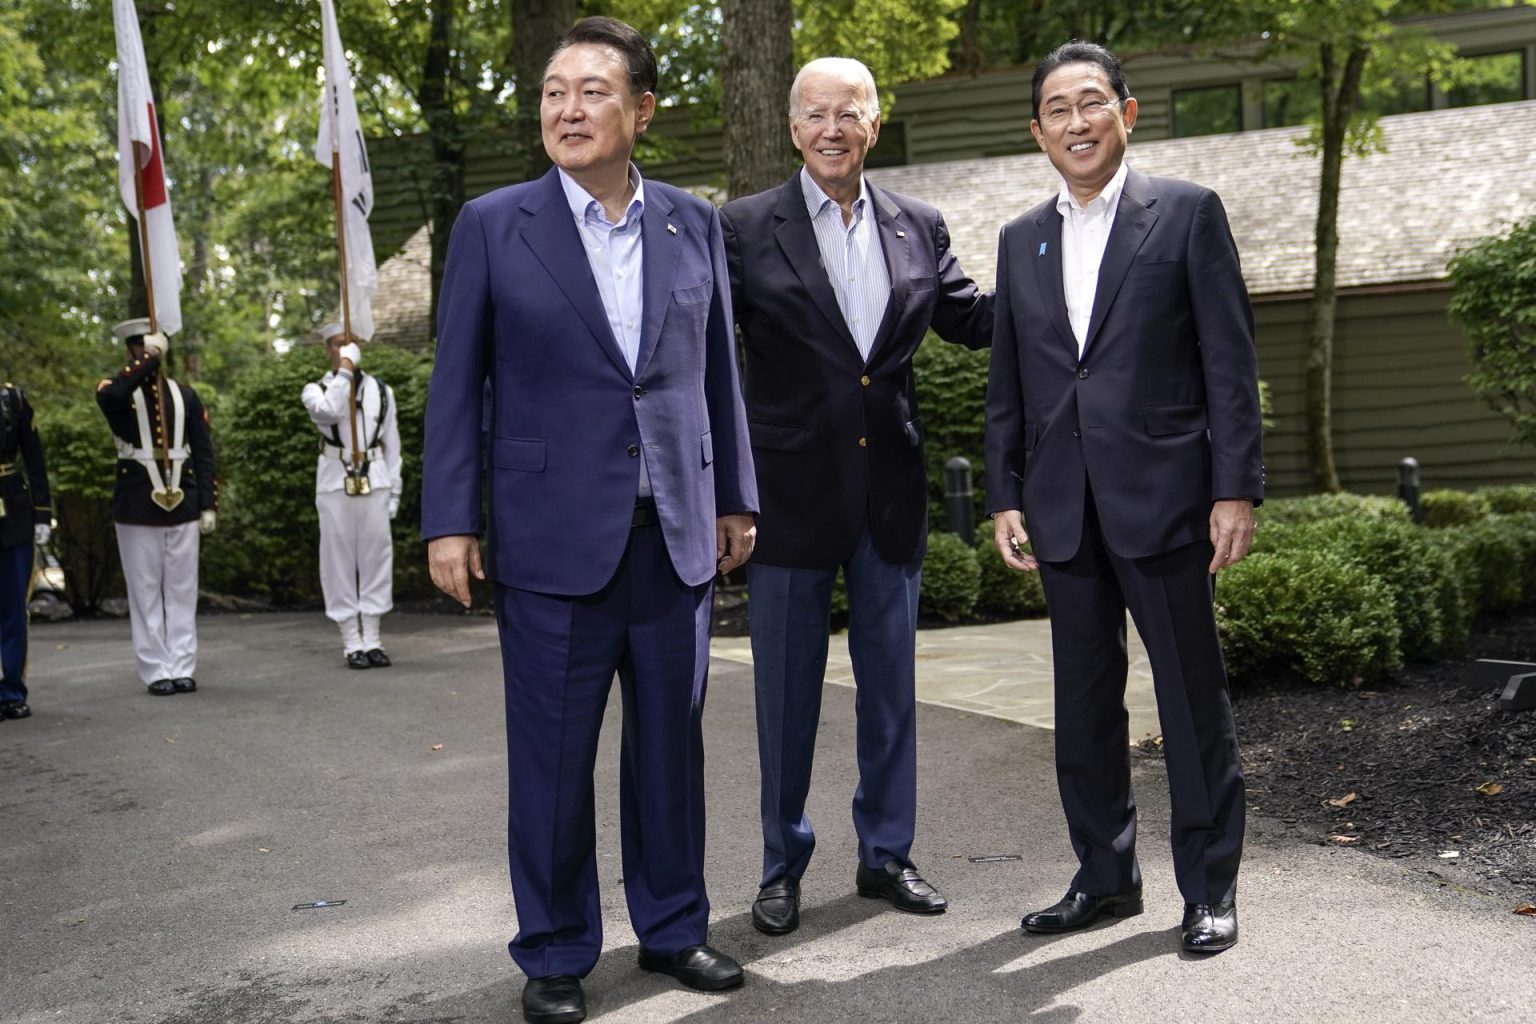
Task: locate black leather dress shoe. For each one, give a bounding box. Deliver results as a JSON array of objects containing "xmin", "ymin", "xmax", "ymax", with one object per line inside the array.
[
  {"xmin": 147, "ymin": 679, "xmax": 177, "ymax": 696},
  {"xmin": 345, "ymin": 651, "xmax": 370, "ymax": 670},
  {"xmin": 172, "ymin": 677, "xmax": 197, "ymax": 693},
  {"xmin": 637, "ymin": 943, "xmax": 744, "ymax": 991},
  {"xmin": 521, "ymin": 975, "xmax": 585, "ymax": 1024},
  {"xmin": 1022, "ymin": 888, "xmax": 1144, "ymax": 934},
  {"xmin": 1181, "ymin": 901, "xmax": 1238, "ymax": 953},
  {"xmin": 0, "ymin": 699, "xmax": 31, "ymax": 719},
  {"xmin": 364, "ymin": 648, "xmax": 392, "ymax": 668},
  {"xmin": 752, "ymin": 875, "xmax": 801, "ymax": 935},
  {"xmin": 855, "ymin": 860, "xmax": 948, "ymax": 914}
]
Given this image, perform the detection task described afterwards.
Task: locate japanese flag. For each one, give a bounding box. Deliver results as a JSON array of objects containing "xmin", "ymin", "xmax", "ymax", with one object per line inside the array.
[
  {"xmin": 315, "ymin": 0, "xmax": 377, "ymax": 340},
  {"xmin": 113, "ymin": 0, "xmax": 182, "ymax": 336}
]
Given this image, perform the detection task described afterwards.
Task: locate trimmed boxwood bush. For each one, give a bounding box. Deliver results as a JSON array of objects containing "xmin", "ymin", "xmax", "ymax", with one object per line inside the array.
[
  {"xmin": 1257, "ymin": 492, "xmax": 1410, "ymax": 526},
  {"xmin": 919, "ymin": 531, "xmax": 980, "ymax": 623},
  {"xmin": 1420, "ymin": 488, "xmax": 1492, "ymax": 528},
  {"xmin": 973, "ymin": 524, "xmax": 1047, "ymax": 618},
  {"xmin": 1439, "ymin": 518, "xmax": 1523, "ymax": 614},
  {"xmin": 1478, "ymin": 484, "xmax": 1536, "ymax": 515},
  {"xmin": 1216, "ymin": 549, "xmax": 1402, "ymax": 686}
]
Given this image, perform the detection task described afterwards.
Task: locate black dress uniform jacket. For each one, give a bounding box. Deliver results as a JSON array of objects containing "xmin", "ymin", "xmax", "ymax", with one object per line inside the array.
[
  {"xmin": 96, "ymin": 351, "xmax": 217, "ymax": 527},
  {"xmin": 0, "ymin": 385, "xmax": 52, "ymax": 549}
]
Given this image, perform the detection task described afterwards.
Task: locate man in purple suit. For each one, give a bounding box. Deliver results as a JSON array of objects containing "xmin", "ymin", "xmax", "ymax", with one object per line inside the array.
[{"xmin": 421, "ymin": 18, "xmax": 758, "ymax": 1024}]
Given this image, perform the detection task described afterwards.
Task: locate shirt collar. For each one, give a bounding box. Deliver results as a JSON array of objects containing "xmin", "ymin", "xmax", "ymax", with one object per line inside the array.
[
  {"xmin": 558, "ymin": 164, "xmax": 645, "ymax": 228},
  {"xmin": 1055, "ymin": 160, "xmax": 1129, "ymax": 219},
  {"xmin": 800, "ymin": 166, "xmax": 869, "ymax": 223}
]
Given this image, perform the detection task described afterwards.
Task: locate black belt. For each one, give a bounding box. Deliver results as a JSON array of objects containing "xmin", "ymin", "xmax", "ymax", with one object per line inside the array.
[{"xmin": 632, "ymin": 500, "xmax": 658, "ymax": 528}]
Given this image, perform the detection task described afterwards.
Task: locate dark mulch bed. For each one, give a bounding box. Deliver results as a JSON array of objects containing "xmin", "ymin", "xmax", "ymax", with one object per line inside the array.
[{"xmin": 1215, "ymin": 610, "xmax": 1536, "ymax": 903}]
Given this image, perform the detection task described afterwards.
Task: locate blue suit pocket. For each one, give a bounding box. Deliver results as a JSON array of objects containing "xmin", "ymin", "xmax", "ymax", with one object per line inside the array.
[
  {"xmin": 1144, "ymin": 405, "xmax": 1208, "ymax": 436},
  {"xmin": 750, "ymin": 420, "xmax": 808, "ymax": 453},
  {"xmin": 492, "ymin": 437, "xmax": 547, "ymax": 471},
  {"xmin": 701, "ymin": 430, "xmax": 714, "ymax": 466},
  {"xmin": 673, "ymin": 280, "xmax": 712, "ymax": 306}
]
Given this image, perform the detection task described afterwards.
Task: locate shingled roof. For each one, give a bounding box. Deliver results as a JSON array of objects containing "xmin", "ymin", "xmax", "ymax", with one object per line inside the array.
[{"xmin": 371, "ymin": 99, "xmax": 1536, "ymax": 344}]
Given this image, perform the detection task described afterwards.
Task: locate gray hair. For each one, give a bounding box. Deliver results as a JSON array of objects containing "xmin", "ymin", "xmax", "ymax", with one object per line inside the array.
[{"xmin": 788, "ymin": 57, "xmax": 881, "ymax": 118}]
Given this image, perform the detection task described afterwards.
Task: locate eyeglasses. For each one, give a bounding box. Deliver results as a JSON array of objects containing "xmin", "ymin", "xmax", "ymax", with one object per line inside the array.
[{"xmin": 1039, "ymin": 98, "xmax": 1122, "ymax": 126}]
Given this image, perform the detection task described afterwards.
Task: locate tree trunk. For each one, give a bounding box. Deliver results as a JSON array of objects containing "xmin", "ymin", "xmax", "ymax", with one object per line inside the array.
[
  {"xmin": 955, "ymin": 0, "xmax": 985, "ymax": 75},
  {"xmin": 421, "ymin": 0, "xmax": 465, "ymax": 342},
  {"xmin": 510, "ymin": 0, "xmax": 576, "ymax": 183},
  {"xmin": 1304, "ymin": 42, "xmax": 1365, "ymax": 494},
  {"xmin": 720, "ymin": 0, "xmax": 795, "ymax": 199}
]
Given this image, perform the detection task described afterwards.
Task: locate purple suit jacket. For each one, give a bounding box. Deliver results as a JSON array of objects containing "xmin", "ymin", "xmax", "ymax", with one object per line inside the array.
[{"xmin": 421, "ymin": 168, "xmax": 757, "ymax": 594}]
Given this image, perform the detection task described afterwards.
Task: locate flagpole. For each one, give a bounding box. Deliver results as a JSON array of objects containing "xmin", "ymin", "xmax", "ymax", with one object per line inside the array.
[
  {"xmin": 132, "ymin": 146, "xmax": 172, "ymax": 481},
  {"xmin": 330, "ymin": 150, "xmax": 362, "ymax": 472}
]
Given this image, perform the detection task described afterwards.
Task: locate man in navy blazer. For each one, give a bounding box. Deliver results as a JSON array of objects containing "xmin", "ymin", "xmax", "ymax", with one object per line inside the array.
[
  {"xmin": 719, "ymin": 57, "xmax": 991, "ymax": 937},
  {"xmin": 421, "ymin": 18, "xmax": 757, "ymax": 1024},
  {"xmin": 986, "ymin": 41, "xmax": 1263, "ymax": 955}
]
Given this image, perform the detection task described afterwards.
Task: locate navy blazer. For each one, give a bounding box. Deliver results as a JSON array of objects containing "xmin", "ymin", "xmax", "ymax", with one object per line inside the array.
[
  {"xmin": 985, "ymin": 168, "xmax": 1264, "ymax": 561},
  {"xmin": 720, "ymin": 175, "xmax": 991, "ymax": 569},
  {"xmin": 421, "ymin": 168, "xmax": 757, "ymax": 595}
]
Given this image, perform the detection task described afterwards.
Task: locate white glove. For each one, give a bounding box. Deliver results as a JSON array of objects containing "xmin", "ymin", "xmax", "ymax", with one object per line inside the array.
[
  {"xmin": 339, "ymin": 342, "xmax": 361, "ymax": 368},
  {"xmin": 388, "ymin": 493, "xmax": 400, "ymax": 520},
  {"xmin": 34, "ymin": 523, "xmax": 51, "ymax": 546},
  {"xmin": 199, "ymin": 510, "xmax": 217, "ymax": 535},
  {"xmin": 142, "ymin": 332, "xmax": 169, "ymax": 357}
]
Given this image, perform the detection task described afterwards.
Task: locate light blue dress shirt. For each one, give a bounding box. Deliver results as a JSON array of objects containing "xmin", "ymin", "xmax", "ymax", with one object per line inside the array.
[
  {"xmin": 800, "ymin": 167, "xmax": 891, "ymax": 362},
  {"xmin": 559, "ymin": 165, "xmax": 651, "ymax": 497}
]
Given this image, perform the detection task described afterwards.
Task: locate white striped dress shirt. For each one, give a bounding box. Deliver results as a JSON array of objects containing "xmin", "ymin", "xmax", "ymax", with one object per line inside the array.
[
  {"xmin": 1056, "ymin": 160, "xmax": 1128, "ymax": 358},
  {"xmin": 800, "ymin": 168, "xmax": 891, "ymax": 362}
]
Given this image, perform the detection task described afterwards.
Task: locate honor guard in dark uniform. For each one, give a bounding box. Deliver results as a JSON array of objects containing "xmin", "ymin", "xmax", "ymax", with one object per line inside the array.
[
  {"xmin": 97, "ymin": 319, "xmax": 218, "ymax": 696},
  {"xmin": 302, "ymin": 324, "xmax": 401, "ymax": 669},
  {"xmin": 0, "ymin": 383, "xmax": 52, "ymax": 720}
]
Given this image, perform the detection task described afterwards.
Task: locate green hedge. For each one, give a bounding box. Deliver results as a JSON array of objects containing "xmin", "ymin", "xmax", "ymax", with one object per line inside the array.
[
  {"xmin": 919, "ymin": 531, "xmax": 980, "ymax": 623},
  {"xmin": 1216, "ymin": 549, "xmax": 1403, "ymax": 686},
  {"xmin": 1420, "ymin": 488, "xmax": 1493, "ymax": 528},
  {"xmin": 973, "ymin": 523, "xmax": 1047, "ymax": 618},
  {"xmin": 1476, "ymin": 484, "xmax": 1536, "ymax": 515},
  {"xmin": 1257, "ymin": 492, "xmax": 1411, "ymax": 526}
]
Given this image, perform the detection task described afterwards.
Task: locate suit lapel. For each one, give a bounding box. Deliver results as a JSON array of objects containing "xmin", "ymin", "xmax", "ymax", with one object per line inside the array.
[
  {"xmin": 1031, "ymin": 206, "xmax": 1075, "ymax": 355},
  {"xmin": 865, "ymin": 183, "xmax": 908, "ymax": 365},
  {"xmin": 1081, "ymin": 168, "xmax": 1158, "ymax": 359},
  {"xmin": 517, "ymin": 168, "xmax": 632, "ymax": 380},
  {"xmin": 772, "ymin": 177, "xmax": 861, "ymax": 357},
  {"xmin": 636, "ymin": 186, "xmax": 679, "ymax": 376}
]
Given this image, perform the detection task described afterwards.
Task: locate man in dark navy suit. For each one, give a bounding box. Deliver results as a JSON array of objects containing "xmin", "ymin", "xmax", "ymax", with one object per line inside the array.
[
  {"xmin": 0, "ymin": 382, "xmax": 52, "ymax": 721},
  {"xmin": 985, "ymin": 41, "xmax": 1264, "ymax": 955},
  {"xmin": 421, "ymin": 17, "xmax": 757, "ymax": 1024},
  {"xmin": 719, "ymin": 56, "xmax": 991, "ymax": 936}
]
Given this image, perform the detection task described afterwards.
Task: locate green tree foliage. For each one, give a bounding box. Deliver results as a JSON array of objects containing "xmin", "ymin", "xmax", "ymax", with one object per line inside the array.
[{"xmin": 1449, "ymin": 218, "xmax": 1536, "ymax": 451}]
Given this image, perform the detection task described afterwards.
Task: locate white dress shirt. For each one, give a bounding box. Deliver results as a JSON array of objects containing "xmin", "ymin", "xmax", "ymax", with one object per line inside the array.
[
  {"xmin": 559, "ymin": 165, "xmax": 651, "ymax": 497},
  {"xmin": 801, "ymin": 167, "xmax": 891, "ymax": 362},
  {"xmin": 1056, "ymin": 160, "xmax": 1129, "ymax": 358}
]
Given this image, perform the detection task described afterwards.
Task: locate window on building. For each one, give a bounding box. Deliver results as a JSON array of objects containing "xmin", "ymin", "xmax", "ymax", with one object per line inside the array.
[
  {"xmin": 865, "ymin": 119, "xmax": 908, "ymax": 168},
  {"xmin": 1447, "ymin": 50, "xmax": 1526, "ymax": 108},
  {"xmin": 1363, "ymin": 75, "xmax": 1431, "ymax": 117},
  {"xmin": 1262, "ymin": 78, "xmax": 1317, "ymax": 128},
  {"xmin": 1171, "ymin": 84, "xmax": 1242, "ymax": 137}
]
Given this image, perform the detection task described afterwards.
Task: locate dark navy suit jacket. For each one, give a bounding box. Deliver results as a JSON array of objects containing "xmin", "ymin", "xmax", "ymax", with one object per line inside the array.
[
  {"xmin": 720, "ymin": 175, "xmax": 991, "ymax": 569},
  {"xmin": 422, "ymin": 167, "xmax": 757, "ymax": 595},
  {"xmin": 985, "ymin": 168, "xmax": 1264, "ymax": 561}
]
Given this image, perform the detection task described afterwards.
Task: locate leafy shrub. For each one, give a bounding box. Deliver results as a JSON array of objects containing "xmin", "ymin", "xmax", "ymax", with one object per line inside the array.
[
  {"xmin": 1257, "ymin": 492, "xmax": 1410, "ymax": 527},
  {"xmin": 912, "ymin": 332, "xmax": 990, "ymax": 530},
  {"xmin": 1216, "ymin": 549, "xmax": 1402, "ymax": 687},
  {"xmin": 919, "ymin": 530, "xmax": 980, "ymax": 623},
  {"xmin": 1477, "ymin": 483, "xmax": 1536, "ymax": 515},
  {"xmin": 1493, "ymin": 512, "xmax": 1536, "ymax": 606},
  {"xmin": 973, "ymin": 523, "xmax": 1046, "ymax": 618},
  {"xmin": 1449, "ymin": 216, "xmax": 1536, "ymax": 451},
  {"xmin": 1419, "ymin": 488, "xmax": 1492, "ymax": 528},
  {"xmin": 1439, "ymin": 518, "xmax": 1523, "ymax": 615}
]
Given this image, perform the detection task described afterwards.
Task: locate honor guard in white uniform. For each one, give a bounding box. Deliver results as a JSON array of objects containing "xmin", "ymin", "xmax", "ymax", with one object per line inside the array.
[
  {"xmin": 0, "ymin": 383, "xmax": 52, "ymax": 720},
  {"xmin": 97, "ymin": 319, "xmax": 218, "ymax": 696},
  {"xmin": 301, "ymin": 324, "xmax": 401, "ymax": 669}
]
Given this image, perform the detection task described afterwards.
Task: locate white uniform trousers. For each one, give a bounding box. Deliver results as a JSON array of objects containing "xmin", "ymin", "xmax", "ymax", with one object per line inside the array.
[
  {"xmin": 115, "ymin": 521, "xmax": 201, "ymax": 685},
  {"xmin": 316, "ymin": 489, "xmax": 394, "ymax": 644}
]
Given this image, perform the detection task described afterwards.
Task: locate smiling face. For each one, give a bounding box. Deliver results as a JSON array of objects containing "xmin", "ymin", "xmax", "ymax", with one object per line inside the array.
[
  {"xmin": 540, "ymin": 42, "xmax": 654, "ymax": 182},
  {"xmin": 1030, "ymin": 61, "xmax": 1137, "ymax": 204},
  {"xmin": 789, "ymin": 69, "xmax": 880, "ymax": 201}
]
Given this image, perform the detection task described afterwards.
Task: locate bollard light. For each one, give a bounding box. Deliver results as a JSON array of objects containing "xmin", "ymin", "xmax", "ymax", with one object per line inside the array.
[
  {"xmin": 944, "ymin": 456, "xmax": 974, "ymax": 546},
  {"xmin": 1397, "ymin": 457, "xmax": 1422, "ymax": 523}
]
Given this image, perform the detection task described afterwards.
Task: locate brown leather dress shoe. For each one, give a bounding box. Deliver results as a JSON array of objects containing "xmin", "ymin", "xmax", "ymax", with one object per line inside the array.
[
  {"xmin": 1181, "ymin": 900, "xmax": 1238, "ymax": 953},
  {"xmin": 752, "ymin": 875, "xmax": 801, "ymax": 934},
  {"xmin": 1022, "ymin": 888, "xmax": 1144, "ymax": 933},
  {"xmin": 855, "ymin": 860, "xmax": 948, "ymax": 914}
]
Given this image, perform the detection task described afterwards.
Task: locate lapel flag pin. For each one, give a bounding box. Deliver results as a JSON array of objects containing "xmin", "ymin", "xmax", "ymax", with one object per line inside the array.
[
  {"xmin": 896, "ymin": 230, "xmax": 906, "ymax": 238},
  {"xmin": 666, "ymin": 222, "xmax": 677, "ymax": 235},
  {"xmin": 1038, "ymin": 242, "xmax": 1047, "ymax": 256}
]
